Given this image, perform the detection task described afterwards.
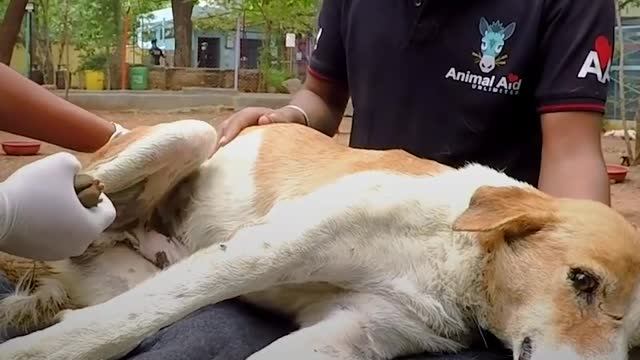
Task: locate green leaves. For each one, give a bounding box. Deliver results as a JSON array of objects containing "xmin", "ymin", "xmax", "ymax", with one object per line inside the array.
[{"xmin": 196, "ymin": 0, "xmax": 319, "ymax": 34}]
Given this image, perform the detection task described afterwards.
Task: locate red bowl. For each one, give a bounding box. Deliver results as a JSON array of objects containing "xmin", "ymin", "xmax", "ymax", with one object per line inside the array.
[
  {"xmin": 607, "ymin": 164, "xmax": 628, "ymax": 183},
  {"xmin": 1, "ymin": 141, "xmax": 41, "ymax": 156}
]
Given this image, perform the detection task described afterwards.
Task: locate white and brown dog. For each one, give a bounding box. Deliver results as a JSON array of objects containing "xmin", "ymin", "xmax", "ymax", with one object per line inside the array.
[{"xmin": 1, "ymin": 119, "xmax": 640, "ymax": 360}]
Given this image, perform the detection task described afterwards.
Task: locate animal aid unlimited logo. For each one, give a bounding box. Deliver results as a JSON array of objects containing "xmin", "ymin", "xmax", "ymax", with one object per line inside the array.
[
  {"xmin": 577, "ymin": 35, "xmax": 612, "ymax": 84},
  {"xmin": 445, "ymin": 17, "xmax": 523, "ymax": 95}
]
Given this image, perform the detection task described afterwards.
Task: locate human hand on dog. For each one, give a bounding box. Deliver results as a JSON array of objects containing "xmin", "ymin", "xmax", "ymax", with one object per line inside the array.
[
  {"xmin": 0, "ymin": 152, "xmax": 116, "ymax": 261},
  {"xmin": 215, "ymin": 106, "xmax": 307, "ymax": 152}
]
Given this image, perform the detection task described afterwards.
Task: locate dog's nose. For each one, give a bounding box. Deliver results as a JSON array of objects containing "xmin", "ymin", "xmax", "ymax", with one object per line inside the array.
[{"xmin": 518, "ymin": 337, "xmax": 532, "ymax": 360}]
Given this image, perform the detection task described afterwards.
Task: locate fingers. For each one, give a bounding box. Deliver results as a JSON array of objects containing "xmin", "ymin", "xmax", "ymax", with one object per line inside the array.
[
  {"xmin": 87, "ymin": 193, "xmax": 117, "ymax": 232},
  {"xmin": 217, "ymin": 107, "xmax": 286, "ymax": 150},
  {"xmin": 257, "ymin": 112, "xmax": 279, "ymax": 125},
  {"xmin": 217, "ymin": 114, "xmax": 256, "ymax": 148}
]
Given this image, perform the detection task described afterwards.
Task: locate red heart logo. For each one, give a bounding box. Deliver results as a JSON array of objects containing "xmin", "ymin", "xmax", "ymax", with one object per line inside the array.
[
  {"xmin": 507, "ymin": 73, "xmax": 519, "ymax": 82},
  {"xmin": 594, "ymin": 35, "xmax": 612, "ymax": 70}
]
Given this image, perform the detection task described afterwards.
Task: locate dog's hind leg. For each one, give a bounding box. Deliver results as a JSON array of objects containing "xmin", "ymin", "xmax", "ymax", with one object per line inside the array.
[{"xmin": 0, "ymin": 208, "xmax": 375, "ymax": 360}]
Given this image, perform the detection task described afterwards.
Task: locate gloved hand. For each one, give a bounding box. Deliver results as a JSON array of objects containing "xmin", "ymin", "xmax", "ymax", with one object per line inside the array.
[{"xmin": 0, "ymin": 152, "xmax": 116, "ymax": 260}]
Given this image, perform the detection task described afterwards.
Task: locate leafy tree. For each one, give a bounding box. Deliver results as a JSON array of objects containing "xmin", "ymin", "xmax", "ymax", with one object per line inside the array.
[
  {"xmin": 197, "ymin": 0, "xmax": 319, "ymax": 90},
  {"xmin": 172, "ymin": 0, "xmax": 196, "ymax": 67}
]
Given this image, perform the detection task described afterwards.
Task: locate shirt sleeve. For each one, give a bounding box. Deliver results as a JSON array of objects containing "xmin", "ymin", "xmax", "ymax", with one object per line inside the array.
[
  {"xmin": 308, "ymin": 0, "xmax": 348, "ymax": 84},
  {"xmin": 535, "ymin": 0, "xmax": 615, "ymax": 114}
]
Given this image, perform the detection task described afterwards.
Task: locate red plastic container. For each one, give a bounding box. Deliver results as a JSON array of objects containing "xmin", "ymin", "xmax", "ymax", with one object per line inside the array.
[
  {"xmin": 607, "ymin": 164, "xmax": 628, "ymax": 183},
  {"xmin": 1, "ymin": 141, "xmax": 41, "ymax": 156}
]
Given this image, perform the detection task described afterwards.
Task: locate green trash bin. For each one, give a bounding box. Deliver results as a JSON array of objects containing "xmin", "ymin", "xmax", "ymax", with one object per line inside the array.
[{"xmin": 129, "ymin": 65, "xmax": 149, "ymax": 90}]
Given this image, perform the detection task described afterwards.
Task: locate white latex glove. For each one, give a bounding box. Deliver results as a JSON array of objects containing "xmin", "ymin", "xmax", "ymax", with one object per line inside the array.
[{"xmin": 0, "ymin": 152, "xmax": 116, "ymax": 260}]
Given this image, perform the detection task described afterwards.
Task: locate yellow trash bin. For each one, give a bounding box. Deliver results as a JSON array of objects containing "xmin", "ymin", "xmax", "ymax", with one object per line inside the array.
[{"xmin": 84, "ymin": 70, "xmax": 105, "ymax": 90}]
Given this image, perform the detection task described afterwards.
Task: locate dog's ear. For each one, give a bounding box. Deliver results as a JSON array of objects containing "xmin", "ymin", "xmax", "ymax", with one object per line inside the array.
[{"xmin": 452, "ymin": 186, "xmax": 556, "ymax": 244}]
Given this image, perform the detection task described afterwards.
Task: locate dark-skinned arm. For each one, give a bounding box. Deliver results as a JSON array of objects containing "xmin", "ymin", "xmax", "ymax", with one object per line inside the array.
[
  {"xmin": 0, "ymin": 63, "xmax": 116, "ymax": 152},
  {"xmin": 538, "ymin": 112, "xmax": 610, "ymax": 205},
  {"xmin": 274, "ymin": 74, "xmax": 350, "ymax": 136},
  {"xmin": 533, "ymin": 0, "xmax": 614, "ymax": 204},
  {"xmin": 216, "ymin": 0, "xmax": 349, "ymax": 147}
]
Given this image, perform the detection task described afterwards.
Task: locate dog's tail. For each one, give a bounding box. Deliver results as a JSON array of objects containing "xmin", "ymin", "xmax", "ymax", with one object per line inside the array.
[{"xmin": 0, "ymin": 253, "xmax": 71, "ymax": 337}]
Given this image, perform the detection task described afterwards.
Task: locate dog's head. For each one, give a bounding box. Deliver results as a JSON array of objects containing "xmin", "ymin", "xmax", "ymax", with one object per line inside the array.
[{"xmin": 453, "ymin": 186, "xmax": 640, "ymax": 360}]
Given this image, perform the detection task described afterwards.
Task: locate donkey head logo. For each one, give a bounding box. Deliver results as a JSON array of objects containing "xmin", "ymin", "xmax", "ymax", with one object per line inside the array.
[{"xmin": 473, "ymin": 17, "xmax": 516, "ymax": 73}]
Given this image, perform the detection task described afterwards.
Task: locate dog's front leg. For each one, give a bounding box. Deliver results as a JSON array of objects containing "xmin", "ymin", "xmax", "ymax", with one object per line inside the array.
[
  {"xmin": 248, "ymin": 308, "xmax": 373, "ymax": 360},
  {"xmin": 0, "ymin": 219, "xmax": 355, "ymax": 360},
  {"xmin": 247, "ymin": 294, "xmax": 414, "ymax": 360}
]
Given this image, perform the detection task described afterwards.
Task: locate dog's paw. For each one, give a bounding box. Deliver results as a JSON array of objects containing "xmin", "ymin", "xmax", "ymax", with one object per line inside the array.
[
  {"xmin": 0, "ymin": 306, "xmax": 114, "ymax": 360},
  {"xmin": 0, "ymin": 335, "xmax": 54, "ymax": 360},
  {"xmin": 53, "ymin": 308, "xmax": 76, "ymax": 324}
]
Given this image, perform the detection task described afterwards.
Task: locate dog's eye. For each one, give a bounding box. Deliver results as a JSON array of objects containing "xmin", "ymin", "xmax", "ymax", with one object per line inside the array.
[{"xmin": 568, "ymin": 268, "xmax": 599, "ymax": 294}]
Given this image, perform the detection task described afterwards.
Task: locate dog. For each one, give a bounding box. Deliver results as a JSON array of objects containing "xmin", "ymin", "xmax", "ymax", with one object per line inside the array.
[{"xmin": 1, "ymin": 119, "xmax": 640, "ymax": 360}]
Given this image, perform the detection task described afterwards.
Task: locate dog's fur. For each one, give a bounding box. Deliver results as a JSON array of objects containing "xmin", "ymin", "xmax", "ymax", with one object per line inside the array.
[{"xmin": 1, "ymin": 120, "xmax": 640, "ymax": 360}]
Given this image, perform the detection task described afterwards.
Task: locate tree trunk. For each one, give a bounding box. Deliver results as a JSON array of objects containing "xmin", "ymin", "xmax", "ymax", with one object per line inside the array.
[
  {"xmin": 171, "ymin": 0, "xmax": 194, "ymax": 67},
  {"xmin": 35, "ymin": 0, "xmax": 54, "ymax": 83},
  {"xmin": 0, "ymin": 0, "xmax": 28, "ymax": 64},
  {"xmin": 109, "ymin": 0, "xmax": 123, "ymax": 89},
  {"xmin": 63, "ymin": 0, "xmax": 70, "ymax": 99},
  {"xmin": 57, "ymin": 0, "xmax": 70, "ymax": 68},
  {"xmin": 615, "ymin": 1, "xmax": 635, "ymax": 162}
]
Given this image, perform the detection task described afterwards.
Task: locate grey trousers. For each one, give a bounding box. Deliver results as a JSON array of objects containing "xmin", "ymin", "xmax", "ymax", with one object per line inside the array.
[{"xmin": 0, "ymin": 275, "xmax": 509, "ymax": 360}]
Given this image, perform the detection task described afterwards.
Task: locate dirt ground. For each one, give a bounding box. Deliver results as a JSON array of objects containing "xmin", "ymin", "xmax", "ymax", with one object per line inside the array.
[
  {"xmin": 0, "ymin": 109, "xmax": 639, "ymax": 225},
  {"xmin": 602, "ymin": 137, "xmax": 640, "ymax": 225}
]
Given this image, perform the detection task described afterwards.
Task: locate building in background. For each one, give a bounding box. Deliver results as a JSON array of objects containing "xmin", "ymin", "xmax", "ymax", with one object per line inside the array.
[{"xmin": 607, "ymin": 5, "xmax": 640, "ymax": 121}]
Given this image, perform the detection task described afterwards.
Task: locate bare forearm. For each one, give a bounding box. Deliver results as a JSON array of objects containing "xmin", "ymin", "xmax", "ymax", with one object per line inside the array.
[
  {"xmin": 0, "ymin": 64, "xmax": 114, "ymax": 152},
  {"xmin": 538, "ymin": 151, "xmax": 610, "ymax": 205},
  {"xmin": 287, "ymin": 76, "xmax": 350, "ymax": 136}
]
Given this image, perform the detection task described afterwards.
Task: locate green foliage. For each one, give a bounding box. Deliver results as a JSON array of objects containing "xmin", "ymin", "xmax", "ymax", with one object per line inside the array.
[
  {"xmin": 0, "ymin": 0, "xmax": 7, "ymax": 18},
  {"xmin": 620, "ymin": 0, "xmax": 640, "ymax": 9},
  {"xmin": 264, "ymin": 66, "xmax": 290, "ymax": 92},
  {"xmin": 7, "ymin": 0, "xmax": 168, "ymax": 67},
  {"xmin": 195, "ymin": 0, "xmax": 319, "ymax": 89},
  {"xmin": 197, "ymin": 0, "xmax": 318, "ymax": 34},
  {"xmin": 77, "ymin": 51, "xmax": 108, "ymax": 70}
]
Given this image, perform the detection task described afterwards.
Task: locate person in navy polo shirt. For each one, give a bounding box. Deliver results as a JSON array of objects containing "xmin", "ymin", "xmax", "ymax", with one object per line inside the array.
[
  {"xmin": 220, "ymin": 0, "xmax": 613, "ymax": 205},
  {"xmin": 121, "ymin": 0, "xmax": 617, "ymax": 360}
]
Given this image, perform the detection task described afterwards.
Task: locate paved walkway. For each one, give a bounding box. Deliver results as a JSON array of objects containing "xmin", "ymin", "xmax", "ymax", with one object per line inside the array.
[{"xmin": 50, "ymin": 88, "xmax": 354, "ymax": 116}]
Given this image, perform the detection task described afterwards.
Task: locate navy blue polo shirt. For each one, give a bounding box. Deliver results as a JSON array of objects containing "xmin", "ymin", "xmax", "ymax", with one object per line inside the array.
[{"xmin": 309, "ymin": 0, "xmax": 614, "ymax": 186}]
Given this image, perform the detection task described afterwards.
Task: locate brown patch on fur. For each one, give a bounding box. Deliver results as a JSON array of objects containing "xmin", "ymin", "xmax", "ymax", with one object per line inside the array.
[
  {"xmin": 85, "ymin": 126, "xmax": 153, "ymax": 167},
  {"xmin": 549, "ymin": 200, "xmax": 640, "ymax": 354},
  {"xmin": 0, "ymin": 252, "xmax": 70, "ymax": 334},
  {"xmin": 551, "ymin": 289, "xmax": 616, "ymax": 355},
  {"xmin": 452, "ymin": 186, "xmax": 557, "ymax": 252},
  {"xmin": 251, "ymin": 123, "xmax": 451, "ymax": 216},
  {"xmin": 0, "ymin": 252, "xmax": 57, "ymax": 284}
]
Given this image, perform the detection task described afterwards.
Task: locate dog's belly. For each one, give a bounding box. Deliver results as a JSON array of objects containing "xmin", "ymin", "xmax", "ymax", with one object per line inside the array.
[{"xmin": 59, "ymin": 245, "xmax": 159, "ymax": 307}]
